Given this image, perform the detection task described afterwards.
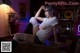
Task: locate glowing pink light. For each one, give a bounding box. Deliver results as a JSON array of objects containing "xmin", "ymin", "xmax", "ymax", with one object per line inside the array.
[
  {"xmin": 75, "ymin": 24, "xmax": 80, "ymax": 36},
  {"xmin": 76, "ymin": 34, "xmax": 80, "ymax": 36},
  {"xmin": 47, "ymin": 1, "xmax": 79, "ymax": 6},
  {"xmin": 78, "ymin": 25, "xmax": 80, "ymax": 32}
]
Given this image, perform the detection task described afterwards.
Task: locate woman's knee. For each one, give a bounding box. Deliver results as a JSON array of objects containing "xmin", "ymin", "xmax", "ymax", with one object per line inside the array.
[{"xmin": 29, "ymin": 17, "xmax": 38, "ymax": 27}]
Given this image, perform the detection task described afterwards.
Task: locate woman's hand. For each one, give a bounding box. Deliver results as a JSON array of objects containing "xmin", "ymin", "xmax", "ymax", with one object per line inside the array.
[{"xmin": 41, "ymin": 6, "xmax": 45, "ymax": 10}]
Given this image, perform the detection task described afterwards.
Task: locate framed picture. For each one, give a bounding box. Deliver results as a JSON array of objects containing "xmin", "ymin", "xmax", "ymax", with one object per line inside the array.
[{"xmin": 19, "ymin": 3, "xmax": 27, "ymax": 20}]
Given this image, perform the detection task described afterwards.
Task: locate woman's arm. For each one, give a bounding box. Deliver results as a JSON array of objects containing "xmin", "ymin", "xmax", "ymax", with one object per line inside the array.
[{"xmin": 35, "ymin": 6, "xmax": 45, "ymax": 21}]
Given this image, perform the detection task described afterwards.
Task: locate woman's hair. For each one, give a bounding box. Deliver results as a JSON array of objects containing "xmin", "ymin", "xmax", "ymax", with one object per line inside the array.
[
  {"xmin": 45, "ymin": 4, "xmax": 53, "ymax": 11},
  {"xmin": 24, "ymin": 22, "xmax": 33, "ymax": 34},
  {"xmin": 45, "ymin": 4, "xmax": 56, "ymax": 16}
]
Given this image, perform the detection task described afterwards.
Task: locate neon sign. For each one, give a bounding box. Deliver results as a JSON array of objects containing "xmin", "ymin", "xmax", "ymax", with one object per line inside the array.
[
  {"xmin": 46, "ymin": 1, "xmax": 80, "ymax": 6},
  {"xmin": 78, "ymin": 25, "xmax": 80, "ymax": 32}
]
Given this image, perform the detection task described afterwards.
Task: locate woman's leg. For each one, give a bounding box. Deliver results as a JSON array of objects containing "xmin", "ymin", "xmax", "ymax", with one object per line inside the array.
[
  {"xmin": 33, "ymin": 25, "xmax": 39, "ymax": 35},
  {"xmin": 29, "ymin": 17, "xmax": 39, "ymax": 35},
  {"xmin": 34, "ymin": 35, "xmax": 43, "ymax": 44}
]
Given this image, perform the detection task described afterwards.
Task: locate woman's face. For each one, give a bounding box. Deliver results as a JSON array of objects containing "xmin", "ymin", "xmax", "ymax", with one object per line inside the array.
[
  {"xmin": 45, "ymin": 8, "xmax": 52, "ymax": 18},
  {"xmin": 45, "ymin": 8, "xmax": 50, "ymax": 17}
]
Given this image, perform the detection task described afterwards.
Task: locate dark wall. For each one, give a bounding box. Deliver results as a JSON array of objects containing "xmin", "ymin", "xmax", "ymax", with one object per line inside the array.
[
  {"xmin": 30, "ymin": 0, "xmax": 44, "ymax": 17},
  {"xmin": 30, "ymin": 0, "xmax": 55, "ymax": 17}
]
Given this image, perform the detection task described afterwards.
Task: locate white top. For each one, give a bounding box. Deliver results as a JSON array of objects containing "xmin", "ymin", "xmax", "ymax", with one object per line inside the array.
[{"xmin": 36, "ymin": 17, "xmax": 58, "ymax": 42}]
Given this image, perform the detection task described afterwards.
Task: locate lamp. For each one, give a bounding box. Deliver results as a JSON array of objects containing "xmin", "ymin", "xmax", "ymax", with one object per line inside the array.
[{"xmin": 2, "ymin": 0, "xmax": 12, "ymax": 5}]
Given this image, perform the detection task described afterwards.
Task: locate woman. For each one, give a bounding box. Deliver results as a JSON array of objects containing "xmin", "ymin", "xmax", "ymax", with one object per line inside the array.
[{"xmin": 29, "ymin": 4, "xmax": 58, "ymax": 44}]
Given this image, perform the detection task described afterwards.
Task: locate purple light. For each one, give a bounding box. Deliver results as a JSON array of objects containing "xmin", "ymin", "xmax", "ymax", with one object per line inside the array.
[
  {"xmin": 75, "ymin": 24, "xmax": 80, "ymax": 36},
  {"xmin": 76, "ymin": 34, "xmax": 80, "ymax": 36},
  {"xmin": 18, "ymin": 12, "xmax": 30, "ymax": 33},
  {"xmin": 78, "ymin": 25, "xmax": 80, "ymax": 32},
  {"xmin": 73, "ymin": 23, "xmax": 80, "ymax": 36}
]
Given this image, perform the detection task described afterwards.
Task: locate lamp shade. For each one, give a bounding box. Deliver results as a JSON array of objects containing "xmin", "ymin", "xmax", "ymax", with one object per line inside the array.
[{"xmin": 2, "ymin": 0, "xmax": 12, "ymax": 5}]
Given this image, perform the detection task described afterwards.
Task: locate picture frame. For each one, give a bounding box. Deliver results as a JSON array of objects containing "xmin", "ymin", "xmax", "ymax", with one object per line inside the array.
[{"xmin": 19, "ymin": 3, "xmax": 27, "ymax": 20}]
